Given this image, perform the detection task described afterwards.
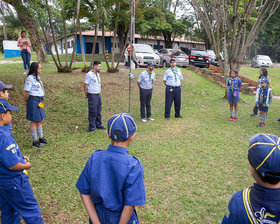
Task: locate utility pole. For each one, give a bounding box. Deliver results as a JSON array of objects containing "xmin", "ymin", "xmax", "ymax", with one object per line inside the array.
[{"xmin": 128, "ymin": 0, "xmax": 135, "ymax": 113}]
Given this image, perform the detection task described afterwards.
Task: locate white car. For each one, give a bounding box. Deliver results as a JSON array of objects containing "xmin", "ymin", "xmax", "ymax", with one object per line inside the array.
[
  {"xmin": 124, "ymin": 44, "xmax": 160, "ymax": 67},
  {"xmin": 251, "ymin": 55, "xmax": 273, "ymax": 68}
]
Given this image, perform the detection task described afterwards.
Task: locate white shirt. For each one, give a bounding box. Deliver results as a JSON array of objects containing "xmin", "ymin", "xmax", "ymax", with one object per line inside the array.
[{"xmin": 84, "ymin": 70, "xmax": 101, "ymax": 94}]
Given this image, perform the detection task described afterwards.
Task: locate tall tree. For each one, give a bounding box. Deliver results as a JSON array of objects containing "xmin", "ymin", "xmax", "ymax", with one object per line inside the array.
[
  {"xmin": 3, "ymin": 0, "xmax": 48, "ymax": 63},
  {"xmin": 191, "ymin": 0, "xmax": 280, "ymax": 95},
  {"xmin": 0, "ymin": 1, "xmax": 7, "ymax": 40}
]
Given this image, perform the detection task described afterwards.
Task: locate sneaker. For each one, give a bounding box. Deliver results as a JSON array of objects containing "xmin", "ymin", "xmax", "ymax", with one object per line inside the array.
[
  {"xmin": 165, "ymin": 117, "xmax": 170, "ymax": 120},
  {"xmin": 250, "ymin": 113, "xmax": 257, "ymax": 117},
  {"xmin": 175, "ymin": 115, "xmax": 183, "ymax": 118},
  {"xmin": 141, "ymin": 118, "xmax": 147, "ymax": 123},
  {"xmin": 261, "ymin": 123, "xmax": 265, "ymax": 127},
  {"xmin": 229, "ymin": 116, "xmax": 233, "ymax": 121},
  {"xmin": 89, "ymin": 129, "xmax": 96, "ymax": 133},
  {"xmin": 257, "ymin": 122, "xmax": 262, "ymax": 127},
  {"xmin": 33, "ymin": 141, "xmax": 44, "ymax": 149},
  {"xmin": 96, "ymin": 125, "xmax": 106, "ymax": 129},
  {"xmin": 23, "ymin": 71, "xmax": 27, "ymax": 75},
  {"xmin": 233, "ymin": 117, "xmax": 238, "ymax": 121},
  {"xmin": 148, "ymin": 117, "xmax": 154, "ymax": 121},
  {"xmin": 39, "ymin": 137, "xmax": 50, "ymax": 145}
]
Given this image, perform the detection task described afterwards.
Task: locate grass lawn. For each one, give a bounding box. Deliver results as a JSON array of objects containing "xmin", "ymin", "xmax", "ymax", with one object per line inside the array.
[
  {"xmin": 239, "ymin": 67, "xmax": 280, "ymax": 95},
  {"xmin": 1, "ymin": 62, "xmax": 280, "ymax": 223}
]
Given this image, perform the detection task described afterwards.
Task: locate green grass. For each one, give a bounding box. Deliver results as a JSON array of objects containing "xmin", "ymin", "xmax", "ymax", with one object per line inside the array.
[
  {"xmin": 239, "ymin": 67, "xmax": 280, "ymax": 95},
  {"xmin": 1, "ymin": 63, "xmax": 280, "ymax": 223}
]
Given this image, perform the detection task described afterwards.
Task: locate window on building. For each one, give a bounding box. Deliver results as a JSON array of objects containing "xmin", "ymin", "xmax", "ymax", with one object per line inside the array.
[{"xmin": 67, "ymin": 41, "xmax": 70, "ymax": 49}]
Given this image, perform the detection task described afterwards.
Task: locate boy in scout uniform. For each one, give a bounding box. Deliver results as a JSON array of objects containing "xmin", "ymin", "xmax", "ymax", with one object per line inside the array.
[
  {"xmin": 222, "ymin": 133, "xmax": 280, "ymax": 223},
  {"xmin": 0, "ymin": 100, "xmax": 44, "ymax": 223},
  {"xmin": 76, "ymin": 113, "xmax": 146, "ymax": 224},
  {"xmin": 84, "ymin": 61, "xmax": 105, "ymax": 133},
  {"xmin": 137, "ymin": 61, "xmax": 156, "ymax": 122},
  {"xmin": 163, "ymin": 59, "xmax": 183, "ymax": 119}
]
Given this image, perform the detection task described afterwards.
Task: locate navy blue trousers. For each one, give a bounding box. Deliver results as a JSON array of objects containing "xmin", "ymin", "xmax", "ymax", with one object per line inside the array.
[
  {"xmin": 0, "ymin": 174, "xmax": 44, "ymax": 224},
  {"xmin": 165, "ymin": 85, "xmax": 181, "ymax": 118},
  {"xmin": 20, "ymin": 49, "xmax": 31, "ymax": 71},
  {"xmin": 140, "ymin": 88, "xmax": 152, "ymax": 119},
  {"xmin": 88, "ymin": 93, "xmax": 102, "ymax": 131}
]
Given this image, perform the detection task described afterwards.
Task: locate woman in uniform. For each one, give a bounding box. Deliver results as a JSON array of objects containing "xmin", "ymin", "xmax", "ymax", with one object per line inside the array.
[{"xmin": 23, "ymin": 62, "xmax": 50, "ymax": 149}]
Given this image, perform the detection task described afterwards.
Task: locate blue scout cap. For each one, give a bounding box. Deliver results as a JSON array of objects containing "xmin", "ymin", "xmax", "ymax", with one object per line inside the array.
[
  {"xmin": 107, "ymin": 113, "xmax": 137, "ymax": 140},
  {"xmin": 248, "ymin": 133, "xmax": 280, "ymax": 178},
  {"xmin": 260, "ymin": 78, "xmax": 268, "ymax": 84},
  {"xmin": 0, "ymin": 99, "xmax": 18, "ymax": 114},
  {"xmin": 147, "ymin": 61, "xmax": 155, "ymax": 66},
  {"xmin": 0, "ymin": 81, "xmax": 13, "ymax": 91}
]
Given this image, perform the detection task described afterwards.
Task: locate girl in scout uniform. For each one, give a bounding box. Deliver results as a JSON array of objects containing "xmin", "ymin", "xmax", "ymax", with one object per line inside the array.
[
  {"xmin": 227, "ymin": 70, "xmax": 242, "ymax": 121},
  {"xmin": 23, "ymin": 62, "xmax": 49, "ymax": 149}
]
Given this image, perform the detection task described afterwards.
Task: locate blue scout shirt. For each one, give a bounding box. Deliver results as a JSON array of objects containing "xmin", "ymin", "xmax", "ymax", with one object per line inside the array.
[
  {"xmin": 256, "ymin": 87, "xmax": 273, "ymax": 106},
  {"xmin": 221, "ymin": 184, "xmax": 280, "ymax": 224},
  {"xmin": 138, "ymin": 70, "xmax": 156, "ymax": 89},
  {"xmin": 24, "ymin": 75, "xmax": 45, "ymax": 97},
  {"xmin": 0, "ymin": 126, "xmax": 26, "ymax": 179},
  {"xmin": 227, "ymin": 77, "xmax": 242, "ymax": 91},
  {"xmin": 84, "ymin": 70, "xmax": 101, "ymax": 94},
  {"xmin": 163, "ymin": 67, "xmax": 183, "ymax": 87},
  {"xmin": 76, "ymin": 144, "xmax": 146, "ymax": 212}
]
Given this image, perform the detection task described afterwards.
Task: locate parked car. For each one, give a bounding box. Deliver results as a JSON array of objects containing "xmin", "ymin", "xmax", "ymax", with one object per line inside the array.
[
  {"xmin": 156, "ymin": 48, "xmax": 189, "ymax": 67},
  {"xmin": 180, "ymin": 47, "xmax": 209, "ymax": 68},
  {"xmin": 206, "ymin": 50, "xmax": 219, "ymax": 66},
  {"xmin": 251, "ymin": 55, "xmax": 273, "ymax": 68},
  {"xmin": 124, "ymin": 44, "xmax": 160, "ymax": 67}
]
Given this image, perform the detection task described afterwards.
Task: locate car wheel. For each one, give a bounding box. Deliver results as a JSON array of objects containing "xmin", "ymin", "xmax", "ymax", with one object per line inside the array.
[{"xmin": 163, "ymin": 61, "xmax": 167, "ymax": 67}]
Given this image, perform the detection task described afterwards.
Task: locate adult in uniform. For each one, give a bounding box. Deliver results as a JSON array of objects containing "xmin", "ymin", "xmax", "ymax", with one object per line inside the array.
[
  {"xmin": 23, "ymin": 62, "xmax": 49, "ymax": 149},
  {"xmin": 137, "ymin": 61, "xmax": 156, "ymax": 122},
  {"xmin": 163, "ymin": 59, "xmax": 183, "ymax": 119},
  {"xmin": 84, "ymin": 61, "xmax": 105, "ymax": 133}
]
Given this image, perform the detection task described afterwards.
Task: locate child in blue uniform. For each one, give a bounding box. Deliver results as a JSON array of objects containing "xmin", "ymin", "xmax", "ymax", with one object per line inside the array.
[
  {"xmin": 23, "ymin": 62, "xmax": 49, "ymax": 149},
  {"xmin": 0, "ymin": 100, "xmax": 44, "ymax": 224},
  {"xmin": 255, "ymin": 78, "xmax": 273, "ymax": 127},
  {"xmin": 76, "ymin": 113, "xmax": 146, "ymax": 224},
  {"xmin": 0, "ymin": 81, "xmax": 13, "ymax": 133},
  {"xmin": 222, "ymin": 133, "xmax": 280, "ymax": 223},
  {"xmin": 227, "ymin": 70, "xmax": 242, "ymax": 121}
]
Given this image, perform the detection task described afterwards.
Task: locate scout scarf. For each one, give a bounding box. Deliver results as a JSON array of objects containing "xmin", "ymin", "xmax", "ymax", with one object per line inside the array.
[
  {"xmin": 146, "ymin": 70, "xmax": 152, "ymax": 82},
  {"xmin": 171, "ymin": 67, "xmax": 178, "ymax": 81}
]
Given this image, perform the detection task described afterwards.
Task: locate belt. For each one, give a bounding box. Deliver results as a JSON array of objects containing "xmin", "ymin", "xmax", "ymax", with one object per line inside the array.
[
  {"xmin": 30, "ymin": 96, "xmax": 43, "ymax": 99},
  {"xmin": 88, "ymin": 93, "xmax": 100, "ymax": 95},
  {"xmin": 167, "ymin": 85, "xmax": 180, "ymax": 88}
]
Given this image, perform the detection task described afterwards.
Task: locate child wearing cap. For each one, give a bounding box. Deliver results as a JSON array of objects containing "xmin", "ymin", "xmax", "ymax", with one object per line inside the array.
[
  {"xmin": 221, "ymin": 133, "xmax": 280, "ymax": 223},
  {"xmin": 255, "ymin": 78, "xmax": 273, "ymax": 127},
  {"xmin": 137, "ymin": 62, "xmax": 156, "ymax": 123},
  {"xmin": 0, "ymin": 100, "xmax": 44, "ymax": 223},
  {"xmin": 76, "ymin": 113, "xmax": 146, "ymax": 224},
  {"xmin": 227, "ymin": 70, "xmax": 242, "ymax": 121},
  {"xmin": 0, "ymin": 81, "xmax": 13, "ymax": 133}
]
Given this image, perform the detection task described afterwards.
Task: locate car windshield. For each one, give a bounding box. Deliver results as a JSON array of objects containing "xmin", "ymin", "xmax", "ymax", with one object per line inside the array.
[
  {"xmin": 171, "ymin": 50, "xmax": 185, "ymax": 56},
  {"xmin": 258, "ymin": 55, "xmax": 271, "ymax": 61},
  {"xmin": 206, "ymin": 50, "xmax": 215, "ymax": 56},
  {"xmin": 191, "ymin": 50, "xmax": 208, "ymax": 56},
  {"xmin": 134, "ymin": 45, "xmax": 154, "ymax": 53}
]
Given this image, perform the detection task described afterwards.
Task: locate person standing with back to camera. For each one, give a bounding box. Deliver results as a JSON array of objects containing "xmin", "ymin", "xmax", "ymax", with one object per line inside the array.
[
  {"xmin": 23, "ymin": 62, "xmax": 50, "ymax": 149},
  {"xmin": 17, "ymin": 31, "xmax": 32, "ymax": 75}
]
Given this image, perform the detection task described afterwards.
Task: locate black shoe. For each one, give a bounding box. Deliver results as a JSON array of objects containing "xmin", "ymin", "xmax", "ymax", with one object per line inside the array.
[
  {"xmin": 96, "ymin": 125, "xmax": 106, "ymax": 130},
  {"xmin": 89, "ymin": 129, "xmax": 96, "ymax": 133},
  {"xmin": 33, "ymin": 141, "xmax": 44, "ymax": 149},
  {"xmin": 39, "ymin": 137, "xmax": 50, "ymax": 145},
  {"xmin": 251, "ymin": 113, "xmax": 257, "ymax": 117},
  {"xmin": 175, "ymin": 115, "xmax": 183, "ymax": 118},
  {"xmin": 277, "ymin": 119, "xmax": 280, "ymax": 122}
]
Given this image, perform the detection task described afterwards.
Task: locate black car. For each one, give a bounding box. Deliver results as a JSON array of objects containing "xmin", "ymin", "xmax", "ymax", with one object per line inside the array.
[{"xmin": 180, "ymin": 47, "xmax": 209, "ymax": 68}]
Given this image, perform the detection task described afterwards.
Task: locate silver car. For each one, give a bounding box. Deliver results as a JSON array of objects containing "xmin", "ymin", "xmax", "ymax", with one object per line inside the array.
[
  {"xmin": 251, "ymin": 55, "xmax": 273, "ymax": 68},
  {"xmin": 157, "ymin": 49, "xmax": 189, "ymax": 67}
]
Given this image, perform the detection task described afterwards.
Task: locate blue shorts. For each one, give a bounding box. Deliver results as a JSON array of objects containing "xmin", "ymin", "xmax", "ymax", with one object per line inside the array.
[
  {"xmin": 228, "ymin": 90, "xmax": 239, "ymax": 103},
  {"xmin": 259, "ymin": 104, "xmax": 269, "ymax": 113},
  {"xmin": 91, "ymin": 204, "xmax": 139, "ymax": 224},
  {"xmin": 0, "ymin": 173, "xmax": 44, "ymax": 224},
  {"xmin": 27, "ymin": 96, "xmax": 46, "ymax": 122}
]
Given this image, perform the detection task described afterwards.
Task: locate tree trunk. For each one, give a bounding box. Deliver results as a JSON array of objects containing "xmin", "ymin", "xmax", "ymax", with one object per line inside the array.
[
  {"xmin": 163, "ymin": 32, "xmax": 172, "ymax": 48},
  {"xmin": 89, "ymin": 15, "xmax": 100, "ymax": 69},
  {"xmin": 78, "ymin": 19, "xmax": 87, "ymax": 69},
  {"xmin": 117, "ymin": 24, "xmax": 128, "ymax": 62},
  {"xmin": 0, "ymin": 1, "xmax": 7, "ymax": 40},
  {"xmin": 101, "ymin": 14, "xmax": 110, "ymax": 71},
  {"xmin": 62, "ymin": 10, "xmax": 68, "ymax": 67},
  {"xmin": 4, "ymin": 0, "xmax": 48, "ymax": 63}
]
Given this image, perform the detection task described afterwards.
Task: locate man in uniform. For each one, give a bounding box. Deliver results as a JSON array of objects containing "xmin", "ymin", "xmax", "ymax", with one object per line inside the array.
[
  {"xmin": 84, "ymin": 61, "xmax": 105, "ymax": 133},
  {"xmin": 163, "ymin": 59, "xmax": 183, "ymax": 119}
]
